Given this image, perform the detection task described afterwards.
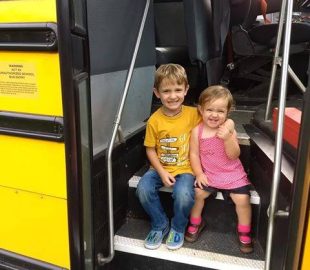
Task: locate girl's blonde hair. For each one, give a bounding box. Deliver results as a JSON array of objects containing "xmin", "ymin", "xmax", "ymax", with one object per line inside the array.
[
  {"xmin": 198, "ymin": 85, "xmax": 234, "ymax": 112},
  {"xmin": 154, "ymin": 63, "xmax": 188, "ymax": 89}
]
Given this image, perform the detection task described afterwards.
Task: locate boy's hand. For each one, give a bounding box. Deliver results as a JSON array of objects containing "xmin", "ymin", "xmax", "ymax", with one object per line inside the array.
[
  {"xmin": 195, "ymin": 173, "xmax": 208, "ymax": 189},
  {"xmin": 159, "ymin": 170, "xmax": 176, "ymax": 187}
]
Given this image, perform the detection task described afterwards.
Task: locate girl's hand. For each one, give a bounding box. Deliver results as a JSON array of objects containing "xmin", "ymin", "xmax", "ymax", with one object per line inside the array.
[
  {"xmin": 217, "ymin": 124, "xmax": 233, "ymax": 140},
  {"xmin": 159, "ymin": 170, "xmax": 176, "ymax": 187},
  {"xmin": 217, "ymin": 118, "xmax": 235, "ymax": 140},
  {"xmin": 195, "ymin": 173, "xmax": 209, "ymax": 189}
]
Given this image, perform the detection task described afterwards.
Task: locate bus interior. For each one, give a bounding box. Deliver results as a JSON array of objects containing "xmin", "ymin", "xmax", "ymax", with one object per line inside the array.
[
  {"xmin": 87, "ymin": 0, "xmax": 309, "ymax": 269},
  {"xmin": 0, "ymin": 0, "xmax": 309, "ymax": 270}
]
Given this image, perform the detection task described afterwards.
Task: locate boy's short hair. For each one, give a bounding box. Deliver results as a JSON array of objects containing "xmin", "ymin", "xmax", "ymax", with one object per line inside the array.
[
  {"xmin": 198, "ymin": 85, "xmax": 235, "ymax": 112},
  {"xmin": 154, "ymin": 64, "xmax": 188, "ymax": 89}
]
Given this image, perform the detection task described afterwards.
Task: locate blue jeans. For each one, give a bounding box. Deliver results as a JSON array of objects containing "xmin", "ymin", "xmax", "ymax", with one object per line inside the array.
[{"xmin": 136, "ymin": 169, "xmax": 195, "ymax": 233}]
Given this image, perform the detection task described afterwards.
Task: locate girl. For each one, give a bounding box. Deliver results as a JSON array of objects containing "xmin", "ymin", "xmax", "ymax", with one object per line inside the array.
[{"xmin": 185, "ymin": 85, "xmax": 253, "ymax": 254}]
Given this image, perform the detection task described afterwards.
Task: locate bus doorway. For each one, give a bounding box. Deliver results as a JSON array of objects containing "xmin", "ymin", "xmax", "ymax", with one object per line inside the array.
[{"xmin": 0, "ymin": 1, "xmax": 309, "ymax": 270}]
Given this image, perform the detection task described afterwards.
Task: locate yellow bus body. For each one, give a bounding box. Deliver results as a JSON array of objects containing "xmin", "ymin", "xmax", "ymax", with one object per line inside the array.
[
  {"xmin": 0, "ymin": 52, "xmax": 63, "ymax": 116},
  {"xmin": 0, "ymin": 136, "xmax": 66, "ymax": 198},
  {"xmin": 0, "ymin": 0, "xmax": 56, "ymax": 23},
  {"xmin": 0, "ymin": 0, "xmax": 70, "ymax": 268},
  {"xmin": 0, "ymin": 185, "xmax": 69, "ymax": 267},
  {"xmin": 302, "ymin": 217, "xmax": 310, "ymax": 270}
]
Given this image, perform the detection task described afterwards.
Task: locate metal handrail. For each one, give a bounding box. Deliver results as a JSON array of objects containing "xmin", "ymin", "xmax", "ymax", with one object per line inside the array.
[
  {"xmin": 264, "ymin": 0, "xmax": 287, "ymax": 121},
  {"xmin": 264, "ymin": 0, "xmax": 306, "ymax": 121},
  {"xmin": 97, "ymin": 0, "xmax": 150, "ymax": 265},
  {"xmin": 264, "ymin": 0, "xmax": 294, "ymax": 269}
]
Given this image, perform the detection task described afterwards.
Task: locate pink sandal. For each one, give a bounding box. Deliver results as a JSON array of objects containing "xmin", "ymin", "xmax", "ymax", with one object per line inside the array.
[{"xmin": 237, "ymin": 230, "xmax": 253, "ymax": 254}]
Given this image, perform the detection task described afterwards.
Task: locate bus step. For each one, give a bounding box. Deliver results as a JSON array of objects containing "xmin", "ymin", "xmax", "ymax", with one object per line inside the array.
[
  {"xmin": 127, "ymin": 175, "xmax": 261, "ymax": 237},
  {"xmin": 113, "ymin": 218, "xmax": 265, "ymax": 270},
  {"xmin": 128, "ymin": 175, "xmax": 260, "ymax": 205}
]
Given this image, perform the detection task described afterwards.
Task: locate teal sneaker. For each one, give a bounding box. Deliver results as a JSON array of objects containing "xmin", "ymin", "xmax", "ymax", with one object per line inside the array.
[
  {"xmin": 144, "ymin": 226, "xmax": 169, "ymax": 250},
  {"xmin": 166, "ymin": 228, "xmax": 184, "ymax": 250}
]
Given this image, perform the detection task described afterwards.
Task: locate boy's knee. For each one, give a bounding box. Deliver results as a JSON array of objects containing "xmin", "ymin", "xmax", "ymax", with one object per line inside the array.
[
  {"xmin": 175, "ymin": 180, "xmax": 194, "ymax": 193},
  {"xmin": 173, "ymin": 186, "xmax": 194, "ymax": 206},
  {"xmin": 136, "ymin": 179, "xmax": 152, "ymax": 200}
]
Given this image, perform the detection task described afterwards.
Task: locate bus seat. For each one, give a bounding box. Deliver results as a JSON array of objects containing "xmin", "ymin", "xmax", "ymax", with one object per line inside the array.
[
  {"xmin": 226, "ymin": 0, "xmax": 310, "ymax": 97},
  {"xmin": 249, "ymin": 23, "xmax": 310, "ymax": 48},
  {"xmin": 153, "ymin": 0, "xmax": 200, "ymax": 101},
  {"xmin": 231, "ymin": 0, "xmax": 310, "ymax": 56},
  {"xmin": 183, "ymin": 0, "xmax": 230, "ymax": 87},
  {"xmin": 87, "ymin": 0, "xmax": 156, "ymax": 155},
  {"xmin": 182, "ymin": 0, "xmax": 262, "ymax": 89},
  {"xmin": 154, "ymin": 0, "xmax": 189, "ymax": 65}
]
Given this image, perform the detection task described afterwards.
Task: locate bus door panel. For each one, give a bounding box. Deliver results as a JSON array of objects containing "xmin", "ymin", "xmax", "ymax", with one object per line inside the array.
[
  {"xmin": 301, "ymin": 217, "xmax": 310, "ymax": 269},
  {"xmin": 0, "ymin": 185, "xmax": 70, "ymax": 268},
  {"xmin": 0, "ymin": 52, "xmax": 63, "ymax": 116},
  {"xmin": 0, "ymin": 0, "xmax": 70, "ymax": 269},
  {"xmin": 0, "ymin": 135, "xmax": 66, "ymax": 198},
  {"xmin": 0, "ymin": 0, "xmax": 56, "ymax": 23}
]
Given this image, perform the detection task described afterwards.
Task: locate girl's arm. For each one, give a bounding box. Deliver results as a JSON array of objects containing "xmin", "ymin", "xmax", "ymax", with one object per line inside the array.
[
  {"xmin": 190, "ymin": 126, "xmax": 208, "ymax": 188},
  {"xmin": 217, "ymin": 119, "xmax": 240, "ymax": 160},
  {"xmin": 146, "ymin": 147, "xmax": 176, "ymax": 187}
]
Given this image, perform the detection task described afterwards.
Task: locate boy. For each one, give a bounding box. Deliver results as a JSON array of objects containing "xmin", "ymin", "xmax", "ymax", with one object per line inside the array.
[{"xmin": 136, "ymin": 64, "xmax": 200, "ymax": 250}]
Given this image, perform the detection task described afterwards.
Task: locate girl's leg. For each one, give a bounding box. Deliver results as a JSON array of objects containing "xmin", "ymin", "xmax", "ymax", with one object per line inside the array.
[
  {"xmin": 230, "ymin": 193, "xmax": 251, "ymax": 226},
  {"xmin": 191, "ymin": 188, "xmax": 211, "ymax": 218},
  {"xmin": 186, "ymin": 188, "xmax": 210, "ymax": 236},
  {"xmin": 230, "ymin": 193, "xmax": 253, "ymax": 253}
]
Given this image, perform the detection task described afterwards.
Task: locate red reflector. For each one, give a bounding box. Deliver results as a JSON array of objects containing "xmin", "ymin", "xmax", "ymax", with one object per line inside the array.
[{"xmin": 272, "ymin": 107, "xmax": 302, "ymax": 149}]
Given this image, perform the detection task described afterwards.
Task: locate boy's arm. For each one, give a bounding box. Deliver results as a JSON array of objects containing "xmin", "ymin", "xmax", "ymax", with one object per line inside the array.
[
  {"xmin": 217, "ymin": 119, "xmax": 240, "ymax": 160},
  {"xmin": 190, "ymin": 126, "xmax": 208, "ymax": 188},
  {"xmin": 146, "ymin": 147, "xmax": 176, "ymax": 187}
]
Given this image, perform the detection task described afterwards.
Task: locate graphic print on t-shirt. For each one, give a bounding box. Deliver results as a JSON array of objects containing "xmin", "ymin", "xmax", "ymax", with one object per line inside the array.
[{"xmin": 159, "ymin": 134, "xmax": 188, "ymax": 167}]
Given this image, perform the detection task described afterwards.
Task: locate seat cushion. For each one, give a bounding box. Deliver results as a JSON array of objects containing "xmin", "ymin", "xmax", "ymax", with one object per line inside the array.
[
  {"xmin": 249, "ymin": 23, "xmax": 310, "ymax": 47},
  {"xmin": 155, "ymin": 46, "xmax": 190, "ymax": 65}
]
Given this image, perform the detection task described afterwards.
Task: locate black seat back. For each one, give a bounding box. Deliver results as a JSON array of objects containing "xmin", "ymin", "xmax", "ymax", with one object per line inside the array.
[
  {"xmin": 183, "ymin": 0, "xmax": 230, "ymax": 86},
  {"xmin": 154, "ymin": 0, "xmax": 189, "ymax": 65}
]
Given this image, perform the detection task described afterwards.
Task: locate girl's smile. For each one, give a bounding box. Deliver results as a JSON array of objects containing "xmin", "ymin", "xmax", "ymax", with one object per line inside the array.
[{"xmin": 199, "ymin": 98, "xmax": 229, "ymax": 129}]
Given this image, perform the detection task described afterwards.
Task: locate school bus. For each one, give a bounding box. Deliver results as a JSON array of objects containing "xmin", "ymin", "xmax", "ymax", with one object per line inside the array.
[{"xmin": 0, "ymin": 0, "xmax": 309, "ymax": 269}]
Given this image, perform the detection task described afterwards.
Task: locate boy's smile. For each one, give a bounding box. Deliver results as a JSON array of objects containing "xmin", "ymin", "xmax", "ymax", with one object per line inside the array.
[{"xmin": 154, "ymin": 78, "xmax": 189, "ymax": 117}]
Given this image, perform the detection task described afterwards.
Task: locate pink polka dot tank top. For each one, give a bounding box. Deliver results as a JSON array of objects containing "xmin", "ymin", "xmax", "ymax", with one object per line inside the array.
[{"xmin": 198, "ymin": 123, "xmax": 250, "ymax": 189}]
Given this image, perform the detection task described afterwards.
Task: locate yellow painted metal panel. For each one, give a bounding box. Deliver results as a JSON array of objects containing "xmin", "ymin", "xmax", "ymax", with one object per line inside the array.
[
  {"xmin": 0, "ymin": 0, "xmax": 56, "ymax": 23},
  {"xmin": 0, "ymin": 135, "xmax": 67, "ymax": 199},
  {"xmin": 0, "ymin": 186, "xmax": 70, "ymax": 269},
  {"xmin": 301, "ymin": 156, "xmax": 310, "ymax": 269},
  {"xmin": 301, "ymin": 217, "xmax": 310, "ymax": 270},
  {"xmin": 0, "ymin": 52, "xmax": 63, "ymax": 116}
]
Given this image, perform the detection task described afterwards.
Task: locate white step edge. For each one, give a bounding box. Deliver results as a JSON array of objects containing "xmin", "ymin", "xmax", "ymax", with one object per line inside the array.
[
  {"xmin": 114, "ymin": 235, "xmax": 264, "ymax": 270},
  {"xmin": 249, "ymin": 128, "xmax": 294, "ymax": 183},
  {"xmin": 129, "ymin": 175, "xmax": 260, "ymax": 205}
]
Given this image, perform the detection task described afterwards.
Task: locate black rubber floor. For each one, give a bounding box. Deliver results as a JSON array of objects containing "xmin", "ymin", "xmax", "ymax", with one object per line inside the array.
[{"xmin": 116, "ymin": 218, "xmax": 265, "ymax": 261}]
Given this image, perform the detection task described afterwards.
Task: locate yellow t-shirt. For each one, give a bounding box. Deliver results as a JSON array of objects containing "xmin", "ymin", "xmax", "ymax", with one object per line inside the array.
[{"xmin": 144, "ymin": 105, "xmax": 201, "ymax": 176}]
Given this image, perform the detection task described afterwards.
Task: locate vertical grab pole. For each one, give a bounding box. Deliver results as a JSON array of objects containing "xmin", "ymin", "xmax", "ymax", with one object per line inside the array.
[
  {"xmin": 264, "ymin": 0, "xmax": 294, "ymax": 269},
  {"xmin": 97, "ymin": 0, "xmax": 150, "ymax": 265},
  {"xmin": 264, "ymin": 0, "xmax": 287, "ymax": 121}
]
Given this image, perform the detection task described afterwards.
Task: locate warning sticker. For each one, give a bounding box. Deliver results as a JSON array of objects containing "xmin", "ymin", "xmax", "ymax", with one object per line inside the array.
[{"xmin": 0, "ymin": 62, "xmax": 38, "ymax": 98}]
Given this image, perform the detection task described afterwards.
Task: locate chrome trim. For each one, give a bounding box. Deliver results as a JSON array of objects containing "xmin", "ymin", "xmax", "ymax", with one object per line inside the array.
[
  {"xmin": 264, "ymin": 2, "xmax": 306, "ymax": 121},
  {"xmin": 264, "ymin": 0, "xmax": 293, "ymax": 269},
  {"xmin": 264, "ymin": 0, "xmax": 287, "ymax": 121},
  {"xmin": 97, "ymin": 0, "xmax": 151, "ymax": 265}
]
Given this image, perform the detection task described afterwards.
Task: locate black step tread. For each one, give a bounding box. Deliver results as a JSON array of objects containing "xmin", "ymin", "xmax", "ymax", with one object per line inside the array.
[{"xmin": 115, "ymin": 218, "xmax": 265, "ymax": 263}]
